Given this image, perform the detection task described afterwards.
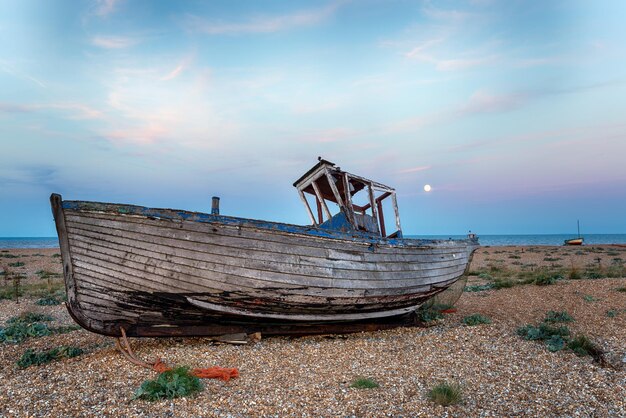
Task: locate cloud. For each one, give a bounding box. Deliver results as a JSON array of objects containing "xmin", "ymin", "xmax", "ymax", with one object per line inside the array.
[
  {"xmin": 404, "ymin": 39, "xmax": 498, "ymax": 71},
  {"xmin": 0, "ymin": 102, "xmax": 102, "ymax": 119},
  {"xmin": 421, "ymin": 3, "xmax": 480, "ymax": 22},
  {"xmin": 185, "ymin": 1, "xmax": 343, "ymax": 35},
  {"xmin": 404, "ymin": 38, "xmax": 444, "ymax": 59},
  {"xmin": 91, "ymin": 36, "xmax": 138, "ymax": 49},
  {"xmin": 104, "ymin": 123, "xmax": 168, "ymax": 145},
  {"xmin": 94, "ymin": 0, "xmax": 121, "ymax": 17},
  {"xmin": 0, "ymin": 61, "xmax": 46, "ymax": 88},
  {"xmin": 457, "ymin": 90, "xmax": 528, "ymax": 115},
  {"xmin": 160, "ymin": 64, "xmax": 185, "ymax": 81},
  {"xmin": 398, "ymin": 165, "xmax": 432, "ymax": 174},
  {"xmin": 0, "ymin": 103, "xmax": 32, "ymax": 113},
  {"xmin": 292, "ymin": 127, "xmax": 360, "ymax": 144},
  {"xmin": 436, "ymin": 55, "xmax": 497, "ymax": 71}
]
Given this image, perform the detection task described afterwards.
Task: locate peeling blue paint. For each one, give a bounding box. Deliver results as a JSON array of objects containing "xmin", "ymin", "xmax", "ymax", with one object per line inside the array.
[{"xmin": 61, "ymin": 199, "xmax": 476, "ymax": 248}]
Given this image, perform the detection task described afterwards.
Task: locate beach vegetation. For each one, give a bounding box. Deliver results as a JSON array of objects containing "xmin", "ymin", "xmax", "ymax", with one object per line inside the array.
[
  {"xmin": 582, "ymin": 294, "xmax": 597, "ymax": 302},
  {"xmin": 52, "ymin": 253, "xmax": 61, "ymax": 258},
  {"xmin": 8, "ymin": 262, "xmax": 25, "ymax": 267},
  {"xmin": 616, "ymin": 287, "xmax": 626, "ymax": 292},
  {"xmin": 568, "ymin": 267, "xmax": 582, "ymax": 280},
  {"xmin": 605, "ymin": 310, "xmax": 619, "ymax": 318},
  {"xmin": 0, "ymin": 322, "xmax": 51, "ymax": 343},
  {"xmin": 543, "ymin": 257, "xmax": 561, "ymax": 262},
  {"xmin": 428, "ymin": 381, "xmax": 462, "ymax": 406},
  {"xmin": 350, "ymin": 377, "xmax": 379, "ymax": 389},
  {"xmin": 418, "ymin": 307, "xmax": 444, "ymax": 323},
  {"xmin": 517, "ymin": 323, "xmax": 570, "ymax": 342},
  {"xmin": 584, "ymin": 270, "xmax": 603, "ymax": 279},
  {"xmin": 567, "ymin": 335, "xmax": 603, "ymax": 359},
  {"xmin": 35, "ymin": 295, "xmax": 63, "ymax": 306},
  {"xmin": 534, "ymin": 273, "xmax": 561, "ymax": 286},
  {"xmin": 0, "ymin": 253, "xmax": 19, "ymax": 258},
  {"xmin": 462, "ymin": 314, "xmax": 491, "ymax": 326},
  {"xmin": 488, "ymin": 264, "xmax": 504, "ymax": 273},
  {"xmin": 35, "ymin": 270, "xmax": 61, "ymax": 280},
  {"xmin": 8, "ymin": 312, "xmax": 53, "ymax": 324},
  {"xmin": 492, "ymin": 278, "xmax": 515, "ymax": 289},
  {"xmin": 0, "ymin": 285, "xmax": 22, "ymax": 300},
  {"xmin": 0, "ymin": 312, "xmax": 78, "ymax": 344},
  {"xmin": 544, "ymin": 311, "xmax": 574, "ymax": 323},
  {"xmin": 464, "ymin": 283, "xmax": 494, "ymax": 292},
  {"xmin": 133, "ymin": 367, "xmax": 203, "ymax": 401},
  {"xmin": 17, "ymin": 346, "xmax": 83, "ymax": 368},
  {"xmin": 545, "ymin": 335, "xmax": 566, "ymax": 352}
]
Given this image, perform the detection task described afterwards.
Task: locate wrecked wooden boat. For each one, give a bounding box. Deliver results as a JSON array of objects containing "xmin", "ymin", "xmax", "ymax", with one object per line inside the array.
[{"xmin": 51, "ymin": 158, "xmax": 479, "ymax": 337}]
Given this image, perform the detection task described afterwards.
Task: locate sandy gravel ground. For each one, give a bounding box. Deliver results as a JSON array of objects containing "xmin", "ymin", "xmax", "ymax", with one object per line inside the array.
[{"xmin": 0, "ymin": 247, "xmax": 624, "ymax": 417}]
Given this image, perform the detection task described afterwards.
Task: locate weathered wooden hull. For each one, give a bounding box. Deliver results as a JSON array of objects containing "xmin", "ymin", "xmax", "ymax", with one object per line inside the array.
[{"xmin": 51, "ymin": 194, "xmax": 479, "ymax": 337}]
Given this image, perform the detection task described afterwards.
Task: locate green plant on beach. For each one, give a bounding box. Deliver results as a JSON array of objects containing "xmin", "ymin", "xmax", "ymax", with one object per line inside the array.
[
  {"xmin": 544, "ymin": 311, "xmax": 574, "ymax": 323},
  {"xmin": 616, "ymin": 287, "xmax": 626, "ymax": 292},
  {"xmin": 7, "ymin": 312, "xmax": 53, "ymax": 324},
  {"xmin": 517, "ymin": 323, "xmax": 570, "ymax": 345},
  {"xmin": 534, "ymin": 273, "xmax": 561, "ymax": 286},
  {"xmin": 582, "ymin": 294, "xmax": 597, "ymax": 302},
  {"xmin": 462, "ymin": 314, "xmax": 491, "ymax": 326},
  {"xmin": 492, "ymin": 278, "xmax": 515, "ymax": 289},
  {"xmin": 35, "ymin": 270, "xmax": 61, "ymax": 280},
  {"xmin": 545, "ymin": 335, "xmax": 566, "ymax": 352},
  {"xmin": 567, "ymin": 335, "xmax": 603, "ymax": 359},
  {"xmin": 428, "ymin": 381, "xmax": 462, "ymax": 406},
  {"xmin": 17, "ymin": 346, "xmax": 83, "ymax": 368},
  {"xmin": 8, "ymin": 262, "xmax": 25, "ymax": 267},
  {"xmin": 350, "ymin": 377, "xmax": 379, "ymax": 389},
  {"xmin": 133, "ymin": 367, "xmax": 203, "ymax": 401},
  {"xmin": 0, "ymin": 312, "xmax": 77, "ymax": 344},
  {"xmin": 568, "ymin": 267, "xmax": 582, "ymax": 280},
  {"xmin": 606, "ymin": 310, "xmax": 619, "ymax": 318},
  {"xmin": 464, "ymin": 284, "xmax": 494, "ymax": 292},
  {"xmin": 35, "ymin": 295, "xmax": 62, "ymax": 306}
]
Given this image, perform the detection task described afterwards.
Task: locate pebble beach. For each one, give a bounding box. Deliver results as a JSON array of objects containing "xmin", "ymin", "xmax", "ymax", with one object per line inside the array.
[{"xmin": 1, "ymin": 246, "xmax": 625, "ymax": 417}]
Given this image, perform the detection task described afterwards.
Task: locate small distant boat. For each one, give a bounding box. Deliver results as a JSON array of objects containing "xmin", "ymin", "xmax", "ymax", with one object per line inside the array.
[
  {"xmin": 564, "ymin": 238, "xmax": 583, "ymax": 246},
  {"xmin": 564, "ymin": 220, "xmax": 584, "ymax": 246},
  {"xmin": 50, "ymin": 158, "xmax": 479, "ymax": 338}
]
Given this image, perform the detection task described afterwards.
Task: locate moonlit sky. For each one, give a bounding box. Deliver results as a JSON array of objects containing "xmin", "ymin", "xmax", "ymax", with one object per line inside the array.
[{"xmin": 1, "ymin": 0, "xmax": 625, "ymax": 237}]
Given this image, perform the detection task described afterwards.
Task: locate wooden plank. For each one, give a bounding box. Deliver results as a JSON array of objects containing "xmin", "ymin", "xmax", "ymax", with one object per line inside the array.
[
  {"xmin": 298, "ymin": 190, "xmax": 317, "ymax": 226},
  {"xmin": 368, "ymin": 182, "xmax": 380, "ymax": 235},
  {"xmin": 311, "ymin": 180, "xmax": 332, "ymax": 221},
  {"xmin": 69, "ymin": 229, "xmax": 469, "ymax": 277},
  {"xmin": 391, "ymin": 192, "xmax": 402, "ymax": 234},
  {"xmin": 324, "ymin": 167, "xmax": 344, "ymax": 207},
  {"xmin": 186, "ymin": 297, "xmax": 420, "ymax": 321},
  {"xmin": 68, "ymin": 237, "xmax": 466, "ymax": 290},
  {"xmin": 66, "ymin": 221, "xmax": 470, "ymax": 283},
  {"xmin": 65, "ymin": 211, "xmax": 472, "ymax": 256}
]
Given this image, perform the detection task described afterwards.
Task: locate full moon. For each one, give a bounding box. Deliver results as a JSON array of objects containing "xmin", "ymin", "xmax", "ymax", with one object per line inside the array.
[{"xmin": 423, "ymin": 184, "xmax": 432, "ymax": 192}]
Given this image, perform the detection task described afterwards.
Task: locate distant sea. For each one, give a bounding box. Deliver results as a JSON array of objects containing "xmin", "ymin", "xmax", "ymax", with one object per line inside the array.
[
  {"xmin": 0, "ymin": 237, "xmax": 59, "ymax": 249},
  {"xmin": 1, "ymin": 234, "xmax": 625, "ymax": 249},
  {"xmin": 411, "ymin": 234, "xmax": 626, "ymax": 246}
]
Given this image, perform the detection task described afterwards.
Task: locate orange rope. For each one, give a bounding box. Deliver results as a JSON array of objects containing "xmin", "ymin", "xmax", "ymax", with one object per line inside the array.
[
  {"xmin": 117, "ymin": 328, "xmax": 239, "ymax": 381},
  {"xmin": 153, "ymin": 358, "xmax": 239, "ymax": 381}
]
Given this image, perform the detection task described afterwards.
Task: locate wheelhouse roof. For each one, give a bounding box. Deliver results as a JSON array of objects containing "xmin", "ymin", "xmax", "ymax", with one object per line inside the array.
[{"xmin": 293, "ymin": 158, "xmax": 394, "ymax": 204}]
